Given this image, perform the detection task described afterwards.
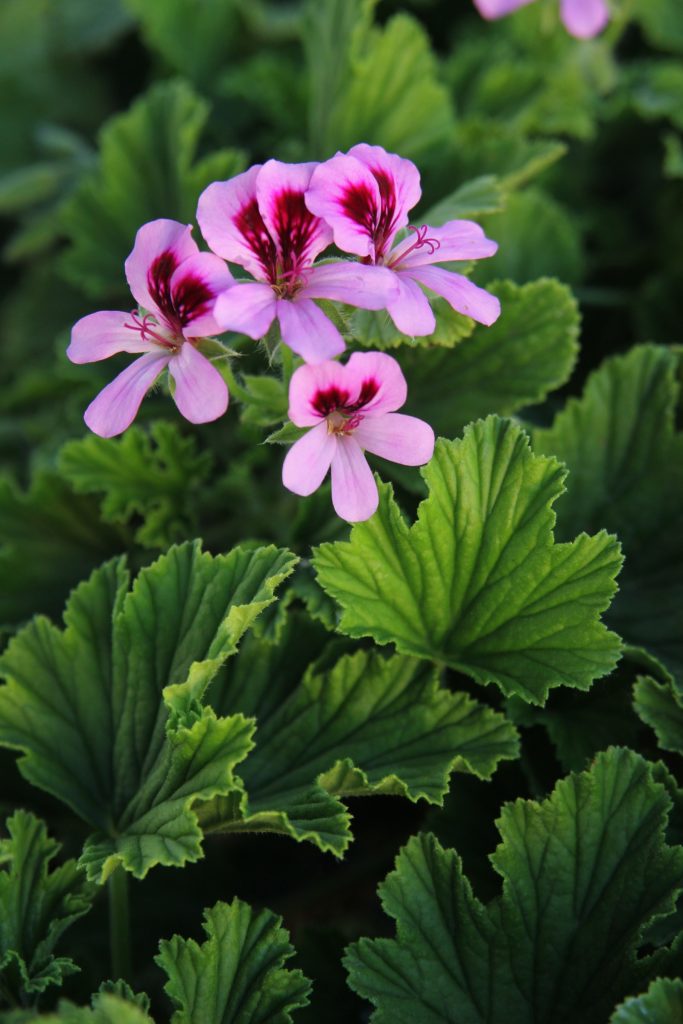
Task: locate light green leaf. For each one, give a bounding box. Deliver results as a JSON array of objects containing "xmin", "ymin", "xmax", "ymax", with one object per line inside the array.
[
  {"xmin": 345, "ymin": 748, "xmax": 683, "ymax": 1024},
  {"xmin": 419, "ymin": 175, "xmax": 506, "ymax": 226},
  {"xmin": 400, "ymin": 278, "xmax": 579, "ymax": 437},
  {"xmin": 13, "ymin": 993, "xmax": 155, "ymax": 1023},
  {"xmin": 314, "ymin": 417, "xmax": 622, "ymax": 704},
  {"xmin": 305, "ymin": 0, "xmax": 453, "ymax": 159},
  {"xmin": 533, "ymin": 345, "xmax": 683, "ymax": 684},
  {"xmin": 0, "ymin": 812, "xmax": 94, "ymax": 1006},
  {"xmin": 634, "ymin": 677, "xmax": 683, "ymax": 756},
  {"xmin": 155, "ymin": 899, "xmax": 311, "ymax": 1023},
  {"xmin": 610, "ymin": 978, "xmax": 683, "ymax": 1023},
  {"xmin": 239, "ymin": 375, "xmax": 288, "ymax": 428},
  {"xmin": 478, "ymin": 189, "xmax": 583, "ymax": 285},
  {"xmin": 60, "ymin": 80, "xmax": 244, "ymax": 298},
  {"xmin": 59, "ymin": 422, "xmax": 213, "ymax": 549},
  {"xmin": 351, "ymin": 302, "xmax": 474, "ymax": 351},
  {"xmin": 0, "ymin": 541, "xmax": 297, "ymax": 881},
  {"xmin": 632, "ymin": 0, "xmax": 683, "ymax": 54}
]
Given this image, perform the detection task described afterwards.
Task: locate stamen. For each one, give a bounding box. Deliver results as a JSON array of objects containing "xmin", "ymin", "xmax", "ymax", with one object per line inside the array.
[
  {"xmin": 123, "ymin": 310, "xmax": 178, "ymax": 350},
  {"xmin": 387, "ymin": 224, "xmax": 441, "ymax": 267}
]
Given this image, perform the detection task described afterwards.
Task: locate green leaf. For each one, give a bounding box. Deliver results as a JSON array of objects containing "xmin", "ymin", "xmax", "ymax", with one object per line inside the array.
[
  {"xmin": 610, "ymin": 978, "xmax": 683, "ymax": 1023},
  {"xmin": 0, "ymin": 471, "xmax": 123, "ymax": 630},
  {"xmin": 400, "ymin": 278, "xmax": 579, "ymax": 437},
  {"xmin": 634, "ymin": 677, "xmax": 683, "ymax": 756},
  {"xmin": 0, "ymin": 541, "xmax": 297, "ymax": 881},
  {"xmin": 478, "ymin": 189, "xmax": 583, "ymax": 285},
  {"xmin": 60, "ymin": 80, "xmax": 244, "ymax": 298},
  {"xmin": 239, "ymin": 375, "xmax": 288, "ymax": 428},
  {"xmin": 0, "ymin": 811, "xmax": 94, "ymax": 1006},
  {"xmin": 305, "ymin": 0, "xmax": 453, "ymax": 159},
  {"xmin": 201, "ymin": 640, "xmax": 519, "ymax": 856},
  {"xmin": 12, "ymin": 993, "xmax": 155, "ymax": 1023},
  {"xmin": 314, "ymin": 417, "xmax": 622, "ymax": 704},
  {"xmin": 533, "ymin": 345, "xmax": 683, "ymax": 684},
  {"xmin": 351, "ymin": 301, "xmax": 475, "ymax": 351},
  {"xmin": 59, "ymin": 422, "xmax": 213, "ymax": 549},
  {"xmin": 345, "ymin": 748, "xmax": 683, "ymax": 1024},
  {"xmin": 155, "ymin": 899, "xmax": 311, "ymax": 1023},
  {"xmin": 632, "ymin": 0, "xmax": 683, "ymax": 54},
  {"xmin": 419, "ymin": 175, "xmax": 506, "ymax": 226}
]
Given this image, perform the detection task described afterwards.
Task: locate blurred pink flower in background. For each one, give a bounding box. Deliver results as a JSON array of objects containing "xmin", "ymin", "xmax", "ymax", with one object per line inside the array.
[{"xmin": 472, "ymin": 0, "xmax": 610, "ymax": 39}]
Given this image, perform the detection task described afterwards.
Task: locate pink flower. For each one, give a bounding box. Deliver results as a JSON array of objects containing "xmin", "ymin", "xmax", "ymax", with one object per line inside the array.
[
  {"xmin": 472, "ymin": 0, "xmax": 609, "ymax": 39},
  {"xmin": 68, "ymin": 219, "xmax": 233, "ymax": 437},
  {"xmin": 196, "ymin": 161, "xmax": 398, "ymax": 365},
  {"xmin": 282, "ymin": 352, "xmax": 435, "ymax": 522},
  {"xmin": 305, "ymin": 144, "xmax": 501, "ymax": 338}
]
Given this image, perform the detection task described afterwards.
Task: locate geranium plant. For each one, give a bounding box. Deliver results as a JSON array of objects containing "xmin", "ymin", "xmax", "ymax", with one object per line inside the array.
[{"xmin": 1, "ymin": 0, "xmax": 682, "ymax": 1021}]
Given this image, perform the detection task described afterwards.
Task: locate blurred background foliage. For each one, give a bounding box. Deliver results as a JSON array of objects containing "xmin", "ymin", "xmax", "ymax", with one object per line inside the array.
[{"xmin": 1, "ymin": 0, "xmax": 682, "ymax": 1018}]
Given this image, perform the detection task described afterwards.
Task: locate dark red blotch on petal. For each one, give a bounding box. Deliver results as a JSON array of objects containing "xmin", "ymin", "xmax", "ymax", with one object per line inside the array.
[
  {"xmin": 341, "ymin": 168, "xmax": 398, "ymax": 259},
  {"xmin": 234, "ymin": 197, "xmax": 278, "ymax": 280},
  {"xmin": 312, "ymin": 377, "xmax": 379, "ymax": 417},
  {"xmin": 271, "ymin": 189, "xmax": 320, "ymax": 275},
  {"xmin": 148, "ymin": 250, "xmax": 213, "ymax": 333}
]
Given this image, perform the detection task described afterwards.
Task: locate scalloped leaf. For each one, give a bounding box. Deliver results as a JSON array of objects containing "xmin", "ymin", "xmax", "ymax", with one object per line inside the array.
[
  {"xmin": 0, "ymin": 542, "xmax": 297, "ymax": 881},
  {"xmin": 314, "ymin": 417, "xmax": 622, "ymax": 704}
]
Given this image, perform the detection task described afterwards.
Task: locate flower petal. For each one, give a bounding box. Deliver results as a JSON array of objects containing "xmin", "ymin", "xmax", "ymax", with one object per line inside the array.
[
  {"xmin": 168, "ymin": 343, "xmax": 228, "ymax": 424},
  {"xmin": 344, "ymin": 351, "xmax": 408, "ymax": 415},
  {"xmin": 255, "ymin": 160, "xmax": 332, "ymax": 269},
  {"xmin": 67, "ymin": 310, "xmax": 158, "ymax": 364},
  {"xmin": 472, "ymin": 0, "xmax": 535, "ymax": 18},
  {"xmin": 277, "ymin": 298, "xmax": 346, "ymax": 364},
  {"xmin": 213, "ymin": 282, "xmax": 277, "ymax": 339},
  {"xmin": 354, "ymin": 413, "xmax": 435, "ymax": 466},
  {"xmin": 124, "ymin": 219, "xmax": 199, "ymax": 317},
  {"xmin": 391, "ymin": 219, "xmax": 498, "ymax": 268},
  {"xmin": 386, "ymin": 273, "xmax": 435, "ymax": 336},
  {"xmin": 560, "ymin": 0, "xmax": 609, "ymax": 38},
  {"xmin": 170, "ymin": 253, "xmax": 235, "ymax": 338},
  {"xmin": 348, "ymin": 143, "xmax": 421, "ymax": 243},
  {"xmin": 197, "ymin": 165, "xmax": 275, "ymax": 280},
  {"xmin": 282, "ymin": 421, "xmax": 337, "ymax": 496},
  {"xmin": 287, "ymin": 361, "xmax": 349, "ymax": 427},
  {"xmin": 305, "ymin": 153, "xmax": 382, "ymax": 258},
  {"xmin": 83, "ymin": 351, "xmax": 169, "ymax": 438},
  {"xmin": 330, "ymin": 436, "xmax": 378, "ymax": 522},
  {"xmin": 404, "ymin": 266, "xmax": 501, "ymax": 326},
  {"xmin": 299, "ymin": 261, "xmax": 398, "ymax": 309}
]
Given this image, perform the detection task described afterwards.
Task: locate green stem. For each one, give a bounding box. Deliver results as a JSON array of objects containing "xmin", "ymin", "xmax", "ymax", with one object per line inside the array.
[
  {"xmin": 219, "ymin": 361, "xmax": 252, "ymax": 404},
  {"xmin": 108, "ymin": 866, "xmax": 131, "ymax": 982},
  {"xmin": 279, "ymin": 342, "xmax": 294, "ymax": 390}
]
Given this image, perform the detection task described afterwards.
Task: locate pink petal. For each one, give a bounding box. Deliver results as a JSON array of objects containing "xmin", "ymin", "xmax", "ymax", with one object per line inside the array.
[
  {"xmin": 124, "ymin": 219, "xmax": 199, "ymax": 317},
  {"xmin": 277, "ymin": 298, "xmax": 346, "ymax": 364},
  {"xmin": 472, "ymin": 0, "xmax": 535, "ymax": 18},
  {"xmin": 67, "ymin": 310, "xmax": 158, "ymax": 364},
  {"xmin": 287, "ymin": 361, "xmax": 349, "ymax": 427},
  {"xmin": 404, "ymin": 266, "xmax": 501, "ymax": 326},
  {"xmin": 168, "ymin": 343, "xmax": 228, "ymax": 424},
  {"xmin": 305, "ymin": 154, "xmax": 383, "ymax": 259},
  {"xmin": 299, "ymin": 261, "xmax": 399, "ymax": 309},
  {"xmin": 282, "ymin": 421, "xmax": 337, "ymax": 496},
  {"xmin": 83, "ymin": 352, "xmax": 169, "ymax": 438},
  {"xmin": 354, "ymin": 413, "xmax": 435, "ymax": 466},
  {"xmin": 255, "ymin": 160, "xmax": 332, "ymax": 269},
  {"xmin": 170, "ymin": 253, "xmax": 235, "ymax": 338},
  {"xmin": 386, "ymin": 274, "xmax": 436, "ymax": 336},
  {"xmin": 213, "ymin": 282, "xmax": 277, "ymax": 339},
  {"xmin": 197, "ymin": 165, "xmax": 274, "ymax": 281},
  {"xmin": 348, "ymin": 143, "xmax": 421, "ymax": 240},
  {"xmin": 391, "ymin": 220, "xmax": 498, "ymax": 268},
  {"xmin": 344, "ymin": 351, "xmax": 408, "ymax": 415},
  {"xmin": 330, "ymin": 436, "xmax": 378, "ymax": 523},
  {"xmin": 560, "ymin": 0, "xmax": 609, "ymax": 37}
]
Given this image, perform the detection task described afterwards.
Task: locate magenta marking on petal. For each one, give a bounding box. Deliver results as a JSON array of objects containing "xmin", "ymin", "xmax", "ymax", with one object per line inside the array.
[
  {"xmin": 311, "ymin": 377, "xmax": 380, "ymax": 429},
  {"xmin": 147, "ymin": 250, "xmax": 180, "ymax": 321},
  {"xmin": 146, "ymin": 250, "xmax": 215, "ymax": 334},
  {"xmin": 171, "ymin": 274, "xmax": 214, "ymax": 326},
  {"xmin": 340, "ymin": 167, "xmax": 400, "ymax": 261},
  {"xmin": 271, "ymin": 188, "xmax": 321, "ymax": 276},
  {"xmin": 234, "ymin": 197, "xmax": 278, "ymax": 282},
  {"xmin": 312, "ymin": 386, "xmax": 351, "ymax": 417}
]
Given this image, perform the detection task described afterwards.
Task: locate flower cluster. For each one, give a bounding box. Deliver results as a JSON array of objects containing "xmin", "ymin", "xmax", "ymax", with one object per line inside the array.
[
  {"xmin": 69, "ymin": 144, "xmax": 501, "ymax": 521},
  {"xmin": 472, "ymin": 0, "xmax": 610, "ymax": 39}
]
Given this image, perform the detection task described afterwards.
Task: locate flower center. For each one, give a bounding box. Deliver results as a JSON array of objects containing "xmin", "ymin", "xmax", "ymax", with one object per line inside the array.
[
  {"xmin": 124, "ymin": 311, "xmax": 181, "ymax": 351},
  {"xmin": 326, "ymin": 409, "xmax": 362, "ymax": 435},
  {"xmin": 312, "ymin": 377, "xmax": 380, "ymax": 435},
  {"xmin": 271, "ymin": 265, "xmax": 306, "ymax": 299},
  {"xmin": 387, "ymin": 224, "xmax": 440, "ymax": 268}
]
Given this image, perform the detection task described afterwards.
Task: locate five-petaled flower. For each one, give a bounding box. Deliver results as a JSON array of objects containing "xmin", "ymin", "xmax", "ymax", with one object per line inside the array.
[
  {"xmin": 472, "ymin": 0, "xmax": 609, "ymax": 39},
  {"xmin": 197, "ymin": 160, "xmax": 399, "ymax": 364},
  {"xmin": 282, "ymin": 352, "xmax": 435, "ymax": 522},
  {"xmin": 67, "ymin": 219, "xmax": 233, "ymax": 437},
  {"xmin": 305, "ymin": 143, "xmax": 501, "ymax": 337}
]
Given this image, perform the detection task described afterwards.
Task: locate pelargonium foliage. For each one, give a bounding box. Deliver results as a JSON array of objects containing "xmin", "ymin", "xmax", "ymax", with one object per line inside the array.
[{"xmin": 2, "ymin": 0, "xmax": 683, "ymax": 1020}]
